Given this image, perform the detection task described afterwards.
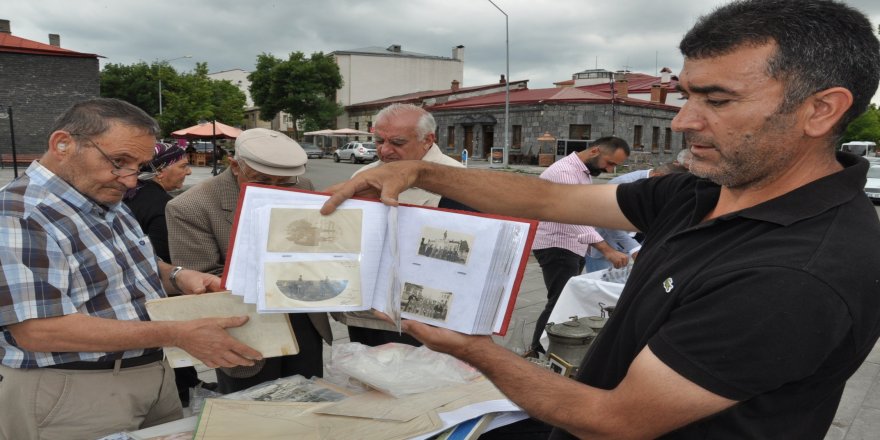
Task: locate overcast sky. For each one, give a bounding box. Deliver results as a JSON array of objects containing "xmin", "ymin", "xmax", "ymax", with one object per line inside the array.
[{"xmin": 5, "ymin": 0, "xmax": 880, "ymax": 103}]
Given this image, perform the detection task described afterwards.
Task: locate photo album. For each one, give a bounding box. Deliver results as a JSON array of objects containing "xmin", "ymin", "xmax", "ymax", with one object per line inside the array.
[{"xmin": 222, "ymin": 184, "xmax": 537, "ymax": 335}]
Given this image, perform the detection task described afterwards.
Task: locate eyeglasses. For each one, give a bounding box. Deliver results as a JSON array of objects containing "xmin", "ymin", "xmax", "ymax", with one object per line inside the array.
[{"xmin": 72, "ymin": 135, "xmax": 154, "ymax": 178}]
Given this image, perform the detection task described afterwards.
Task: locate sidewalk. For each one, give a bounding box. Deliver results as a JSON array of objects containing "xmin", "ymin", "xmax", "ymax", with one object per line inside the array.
[{"xmin": 1, "ymin": 163, "xmax": 877, "ymax": 438}]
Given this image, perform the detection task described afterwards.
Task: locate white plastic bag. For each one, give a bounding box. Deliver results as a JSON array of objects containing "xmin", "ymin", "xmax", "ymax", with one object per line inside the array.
[{"xmin": 326, "ymin": 342, "xmax": 480, "ymax": 397}]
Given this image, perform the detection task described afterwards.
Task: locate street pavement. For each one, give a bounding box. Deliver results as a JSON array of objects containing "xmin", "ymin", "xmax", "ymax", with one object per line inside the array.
[{"xmin": 1, "ymin": 160, "xmax": 878, "ymax": 439}]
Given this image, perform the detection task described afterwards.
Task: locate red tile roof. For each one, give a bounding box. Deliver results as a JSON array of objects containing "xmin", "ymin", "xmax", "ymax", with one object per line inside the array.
[
  {"xmin": 346, "ymin": 80, "xmax": 529, "ymax": 110},
  {"xmin": 426, "ymin": 80, "xmax": 680, "ymax": 112},
  {"xmin": 0, "ymin": 33, "xmax": 98, "ymax": 58}
]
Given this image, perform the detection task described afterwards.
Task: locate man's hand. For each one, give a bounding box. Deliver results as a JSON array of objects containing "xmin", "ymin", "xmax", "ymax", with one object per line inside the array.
[
  {"xmin": 321, "ymin": 161, "xmax": 424, "ymax": 215},
  {"xmin": 172, "ymin": 316, "xmax": 263, "ymax": 368},
  {"xmin": 604, "ymin": 249, "xmax": 630, "ymax": 268},
  {"xmin": 177, "ymin": 268, "xmax": 222, "ymax": 294},
  {"xmin": 401, "ymin": 319, "xmax": 492, "ymax": 358}
]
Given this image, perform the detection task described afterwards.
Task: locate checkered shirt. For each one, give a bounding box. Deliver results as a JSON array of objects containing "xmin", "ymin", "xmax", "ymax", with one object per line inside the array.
[{"xmin": 0, "ymin": 162, "xmax": 165, "ymax": 368}]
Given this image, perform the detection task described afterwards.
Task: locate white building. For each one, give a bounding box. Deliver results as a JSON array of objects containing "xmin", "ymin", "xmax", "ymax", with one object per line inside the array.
[
  {"xmin": 208, "ymin": 68, "xmax": 295, "ymax": 133},
  {"xmin": 332, "ymin": 44, "xmax": 464, "ymax": 127}
]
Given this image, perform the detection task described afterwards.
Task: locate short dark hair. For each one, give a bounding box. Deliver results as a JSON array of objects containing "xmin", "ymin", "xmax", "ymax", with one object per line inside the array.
[
  {"xmin": 593, "ymin": 136, "xmax": 631, "ymax": 156},
  {"xmin": 49, "ymin": 98, "xmax": 160, "ymax": 141},
  {"xmin": 679, "ymin": 0, "xmax": 880, "ymax": 135}
]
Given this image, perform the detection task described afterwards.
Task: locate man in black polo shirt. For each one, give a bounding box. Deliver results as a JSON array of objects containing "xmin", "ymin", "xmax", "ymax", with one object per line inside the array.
[{"xmin": 321, "ymin": 0, "xmax": 880, "ymax": 438}]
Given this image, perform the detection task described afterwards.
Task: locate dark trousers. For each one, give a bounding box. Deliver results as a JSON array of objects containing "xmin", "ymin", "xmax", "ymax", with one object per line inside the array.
[
  {"xmin": 216, "ymin": 314, "xmax": 324, "ymax": 393},
  {"xmin": 347, "ymin": 326, "xmax": 422, "ymax": 347},
  {"xmin": 530, "ymin": 248, "xmax": 585, "ymax": 352}
]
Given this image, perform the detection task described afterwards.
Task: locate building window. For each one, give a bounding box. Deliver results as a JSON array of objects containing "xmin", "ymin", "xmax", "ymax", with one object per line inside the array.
[
  {"xmin": 664, "ymin": 128, "xmax": 672, "ymax": 151},
  {"xmin": 367, "ymin": 121, "xmax": 373, "ymax": 140},
  {"xmin": 512, "ymin": 125, "xmax": 522, "ymax": 149},
  {"xmin": 569, "ymin": 124, "xmax": 591, "ymax": 140},
  {"xmin": 651, "ymin": 126, "xmax": 660, "ymax": 152},
  {"xmin": 447, "ymin": 126, "xmax": 455, "ymax": 149},
  {"xmin": 633, "ymin": 125, "xmax": 643, "ymax": 150},
  {"xmin": 354, "ymin": 122, "xmax": 360, "ymax": 141}
]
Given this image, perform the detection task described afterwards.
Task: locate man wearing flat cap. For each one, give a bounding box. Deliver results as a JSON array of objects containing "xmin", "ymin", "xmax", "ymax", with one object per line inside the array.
[{"xmin": 166, "ymin": 128, "xmax": 332, "ymax": 393}]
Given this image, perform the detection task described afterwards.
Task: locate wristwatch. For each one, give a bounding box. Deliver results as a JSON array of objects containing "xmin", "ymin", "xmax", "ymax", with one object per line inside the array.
[{"xmin": 169, "ymin": 266, "xmax": 185, "ymax": 294}]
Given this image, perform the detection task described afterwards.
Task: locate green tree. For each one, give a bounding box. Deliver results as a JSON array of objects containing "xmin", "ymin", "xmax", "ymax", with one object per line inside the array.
[
  {"xmin": 249, "ymin": 51, "xmax": 343, "ymax": 138},
  {"xmin": 100, "ymin": 62, "xmax": 162, "ymax": 114},
  {"xmin": 101, "ymin": 61, "xmax": 246, "ymax": 136},
  {"xmin": 842, "ymin": 104, "xmax": 880, "ymax": 145}
]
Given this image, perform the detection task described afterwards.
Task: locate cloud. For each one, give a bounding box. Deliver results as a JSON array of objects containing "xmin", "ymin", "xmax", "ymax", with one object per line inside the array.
[{"xmin": 3, "ymin": 0, "xmax": 879, "ymax": 103}]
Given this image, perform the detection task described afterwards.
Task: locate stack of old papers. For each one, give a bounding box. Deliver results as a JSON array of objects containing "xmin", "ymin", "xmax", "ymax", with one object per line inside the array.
[{"xmin": 192, "ymin": 379, "xmax": 522, "ymax": 440}]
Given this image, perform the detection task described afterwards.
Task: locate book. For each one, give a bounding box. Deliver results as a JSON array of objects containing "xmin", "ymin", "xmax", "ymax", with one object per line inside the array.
[
  {"xmin": 145, "ymin": 291, "xmax": 298, "ymax": 367},
  {"xmin": 223, "ymin": 185, "xmax": 537, "ymax": 335}
]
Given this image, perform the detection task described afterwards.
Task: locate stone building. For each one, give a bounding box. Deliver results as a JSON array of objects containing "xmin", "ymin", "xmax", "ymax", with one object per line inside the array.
[
  {"xmin": 343, "ymin": 76, "xmax": 528, "ymax": 142},
  {"xmin": 0, "ymin": 19, "xmax": 100, "ymax": 159},
  {"xmin": 428, "ymin": 71, "xmax": 683, "ymax": 166}
]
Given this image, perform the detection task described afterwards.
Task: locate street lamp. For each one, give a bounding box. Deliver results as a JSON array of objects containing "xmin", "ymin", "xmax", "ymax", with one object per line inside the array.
[
  {"xmin": 0, "ymin": 105, "xmax": 19, "ymax": 178},
  {"xmin": 487, "ymin": 0, "xmax": 510, "ymax": 167},
  {"xmin": 158, "ymin": 55, "xmax": 192, "ymax": 115}
]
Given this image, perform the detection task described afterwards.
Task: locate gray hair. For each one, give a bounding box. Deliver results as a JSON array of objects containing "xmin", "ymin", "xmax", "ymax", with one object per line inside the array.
[
  {"xmin": 50, "ymin": 98, "xmax": 160, "ymax": 140},
  {"xmin": 374, "ymin": 103, "xmax": 436, "ymax": 141}
]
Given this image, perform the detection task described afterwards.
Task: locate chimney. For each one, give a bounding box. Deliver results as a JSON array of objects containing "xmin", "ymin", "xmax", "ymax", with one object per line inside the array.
[
  {"xmin": 500, "ymin": 74, "xmax": 506, "ymax": 84},
  {"xmin": 451, "ymin": 80, "xmax": 460, "ymax": 92},
  {"xmin": 0, "ymin": 19, "xmax": 10, "ymax": 34},
  {"xmin": 660, "ymin": 67, "xmax": 672, "ymax": 84},
  {"xmin": 615, "ymin": 79, "xmax": 628, "ymax": 99},
  {"xmin": 387, "ymin": 44, "xmax": 402, "ymax": 53},
  {"xmin": 650, "ymin": 84, "xmax": 664, "ymax": 103},
  {"xmin": 49, "ymin": 33, "xmax": 60, "ymax": 47},
  {"xmin": 452, "ymin": 45, "xmax": 465, "ymax": 61}
]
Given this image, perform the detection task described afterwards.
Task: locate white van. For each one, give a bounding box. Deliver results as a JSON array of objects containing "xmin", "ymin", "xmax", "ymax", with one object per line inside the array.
[{"xmin": 840, "ymin": 141, "xmax": 877, "ymax": 157}]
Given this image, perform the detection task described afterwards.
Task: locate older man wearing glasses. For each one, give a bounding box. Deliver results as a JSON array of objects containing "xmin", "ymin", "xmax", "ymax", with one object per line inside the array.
[
  {"xmin": 0, "ymin": 98, "xmax": 263, "ymax": 440},
  {"xmin": 166, "ymin": 127, "xmax": 332, "ymax": 394}
]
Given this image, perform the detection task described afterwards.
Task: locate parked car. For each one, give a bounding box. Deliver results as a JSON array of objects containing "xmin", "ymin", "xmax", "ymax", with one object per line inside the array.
[
  {"xmin": 334, "ymin": 142, "xmax": 377, "ymax": 164},
  {"xmin": 300, "ymin": 142, "xmax": 324, "ymax": 159},
  {"xmin": 865, "ymin": 165, "xmax": 880, "ymax": 202}
]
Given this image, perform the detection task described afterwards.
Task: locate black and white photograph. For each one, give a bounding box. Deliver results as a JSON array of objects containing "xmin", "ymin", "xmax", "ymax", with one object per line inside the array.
[
  {"xmin": 416, "ymin": 226, "xmax": 474, "ymax": 265},
  {"xmin": 266, "ymin": 207, "xmax": 362, "ymax": 253},
  {"xmin": 401, "ymin": 282, "xmax": 453, "ymax": 322},
  {"xmin": 264, "ymin": 260, "xmax": 362, "ymax": 309}
]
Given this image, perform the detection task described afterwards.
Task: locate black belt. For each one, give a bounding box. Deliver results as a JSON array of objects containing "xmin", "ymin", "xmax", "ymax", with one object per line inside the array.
[{"xmin": 48, "ymin": 350, "xmax": 164, "ymax": 371}]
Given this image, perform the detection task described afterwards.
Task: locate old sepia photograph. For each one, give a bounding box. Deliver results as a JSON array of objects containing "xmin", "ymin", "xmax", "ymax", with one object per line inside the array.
[
  {"xmin": 266, "ymin": 207, "xmax": 362, "ymax": 253},
  {"xmin": 264, "ymin": 260, "xmax": 362, "ymax": 309},
  {"xmin": 400, "ymin": 282, "xmax": 453, "ymax": 322},
  {"xmin": 416, "ymin": 226, "xmax": 473, "ymax": 265}
]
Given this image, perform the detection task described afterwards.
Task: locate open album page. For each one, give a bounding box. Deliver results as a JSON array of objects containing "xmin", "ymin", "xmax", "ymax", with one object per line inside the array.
[
  {"xmin": 371, "ymin": 207, "xmax": 511, "ymax": 334},
  {"xmin": 225, "ymin": 186, "xmax": 389, "ymax": 313}
]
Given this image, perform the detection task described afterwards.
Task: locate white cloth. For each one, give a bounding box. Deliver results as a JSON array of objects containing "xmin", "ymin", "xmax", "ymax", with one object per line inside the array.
[
  {"xmin": 353, "ymin": 144, "xmax": 464, "ymax": 207},
  {"xmin": 538, "ymin": 270, "xmax": 625, "ymax": 350}
]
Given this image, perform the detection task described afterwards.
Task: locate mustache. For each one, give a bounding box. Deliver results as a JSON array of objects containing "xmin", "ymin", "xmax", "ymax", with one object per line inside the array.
[{"xmin": 684, "ymin": 133, "xmax": 713, "ymax": 147}]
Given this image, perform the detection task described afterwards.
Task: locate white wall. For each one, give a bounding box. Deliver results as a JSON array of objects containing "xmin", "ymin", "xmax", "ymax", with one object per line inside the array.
[
  {"xmin": 207, "ymin": 69, "xmax": 253, "ymax": 107},
  {"xmin": 336, "ymin": 54, "xmax": 463, "ymax": 107}
]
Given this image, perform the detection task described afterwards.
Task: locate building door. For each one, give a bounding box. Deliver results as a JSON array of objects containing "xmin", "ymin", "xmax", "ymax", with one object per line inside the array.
[
  {"xmin": 482, "ymin": 125, "xmax": 495, "ymax": 159},
  {"xmin": 464, "ymin": 126, "xmax": 474, "ymax": 157}
]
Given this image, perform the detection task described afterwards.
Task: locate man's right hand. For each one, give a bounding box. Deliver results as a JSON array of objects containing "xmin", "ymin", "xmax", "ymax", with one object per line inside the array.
[
  {"xmin": 172, "ymin": 316, "xmax": 263, "ymax": 368},
  {"xmin": 321, "ymin": 161, "xmax": 424, "ymax": 215},
  {"xmin": 605, "ymin": 249, "xmax": 630, "ymax": 268}
]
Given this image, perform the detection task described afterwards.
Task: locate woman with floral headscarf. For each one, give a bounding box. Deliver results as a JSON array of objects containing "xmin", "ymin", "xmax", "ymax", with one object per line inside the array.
[{"xmin": 124, "ymin": 142, "xmax": 191, "ymax": 262}]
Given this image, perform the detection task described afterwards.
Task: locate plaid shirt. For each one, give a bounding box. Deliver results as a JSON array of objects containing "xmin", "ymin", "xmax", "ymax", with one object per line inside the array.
[
  {"xmin": 532, "ymin": 152, "xmax": 603, "ymax": 254},
  {"xmin": 0, "ymin": 162, "xmax": 165, "ymax": 368}
]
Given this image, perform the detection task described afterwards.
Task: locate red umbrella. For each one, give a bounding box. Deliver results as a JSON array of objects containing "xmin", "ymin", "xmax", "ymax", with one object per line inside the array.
[{"xmin": 171, "ymin": 120, "xmax": 242, "ymax": 139}]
